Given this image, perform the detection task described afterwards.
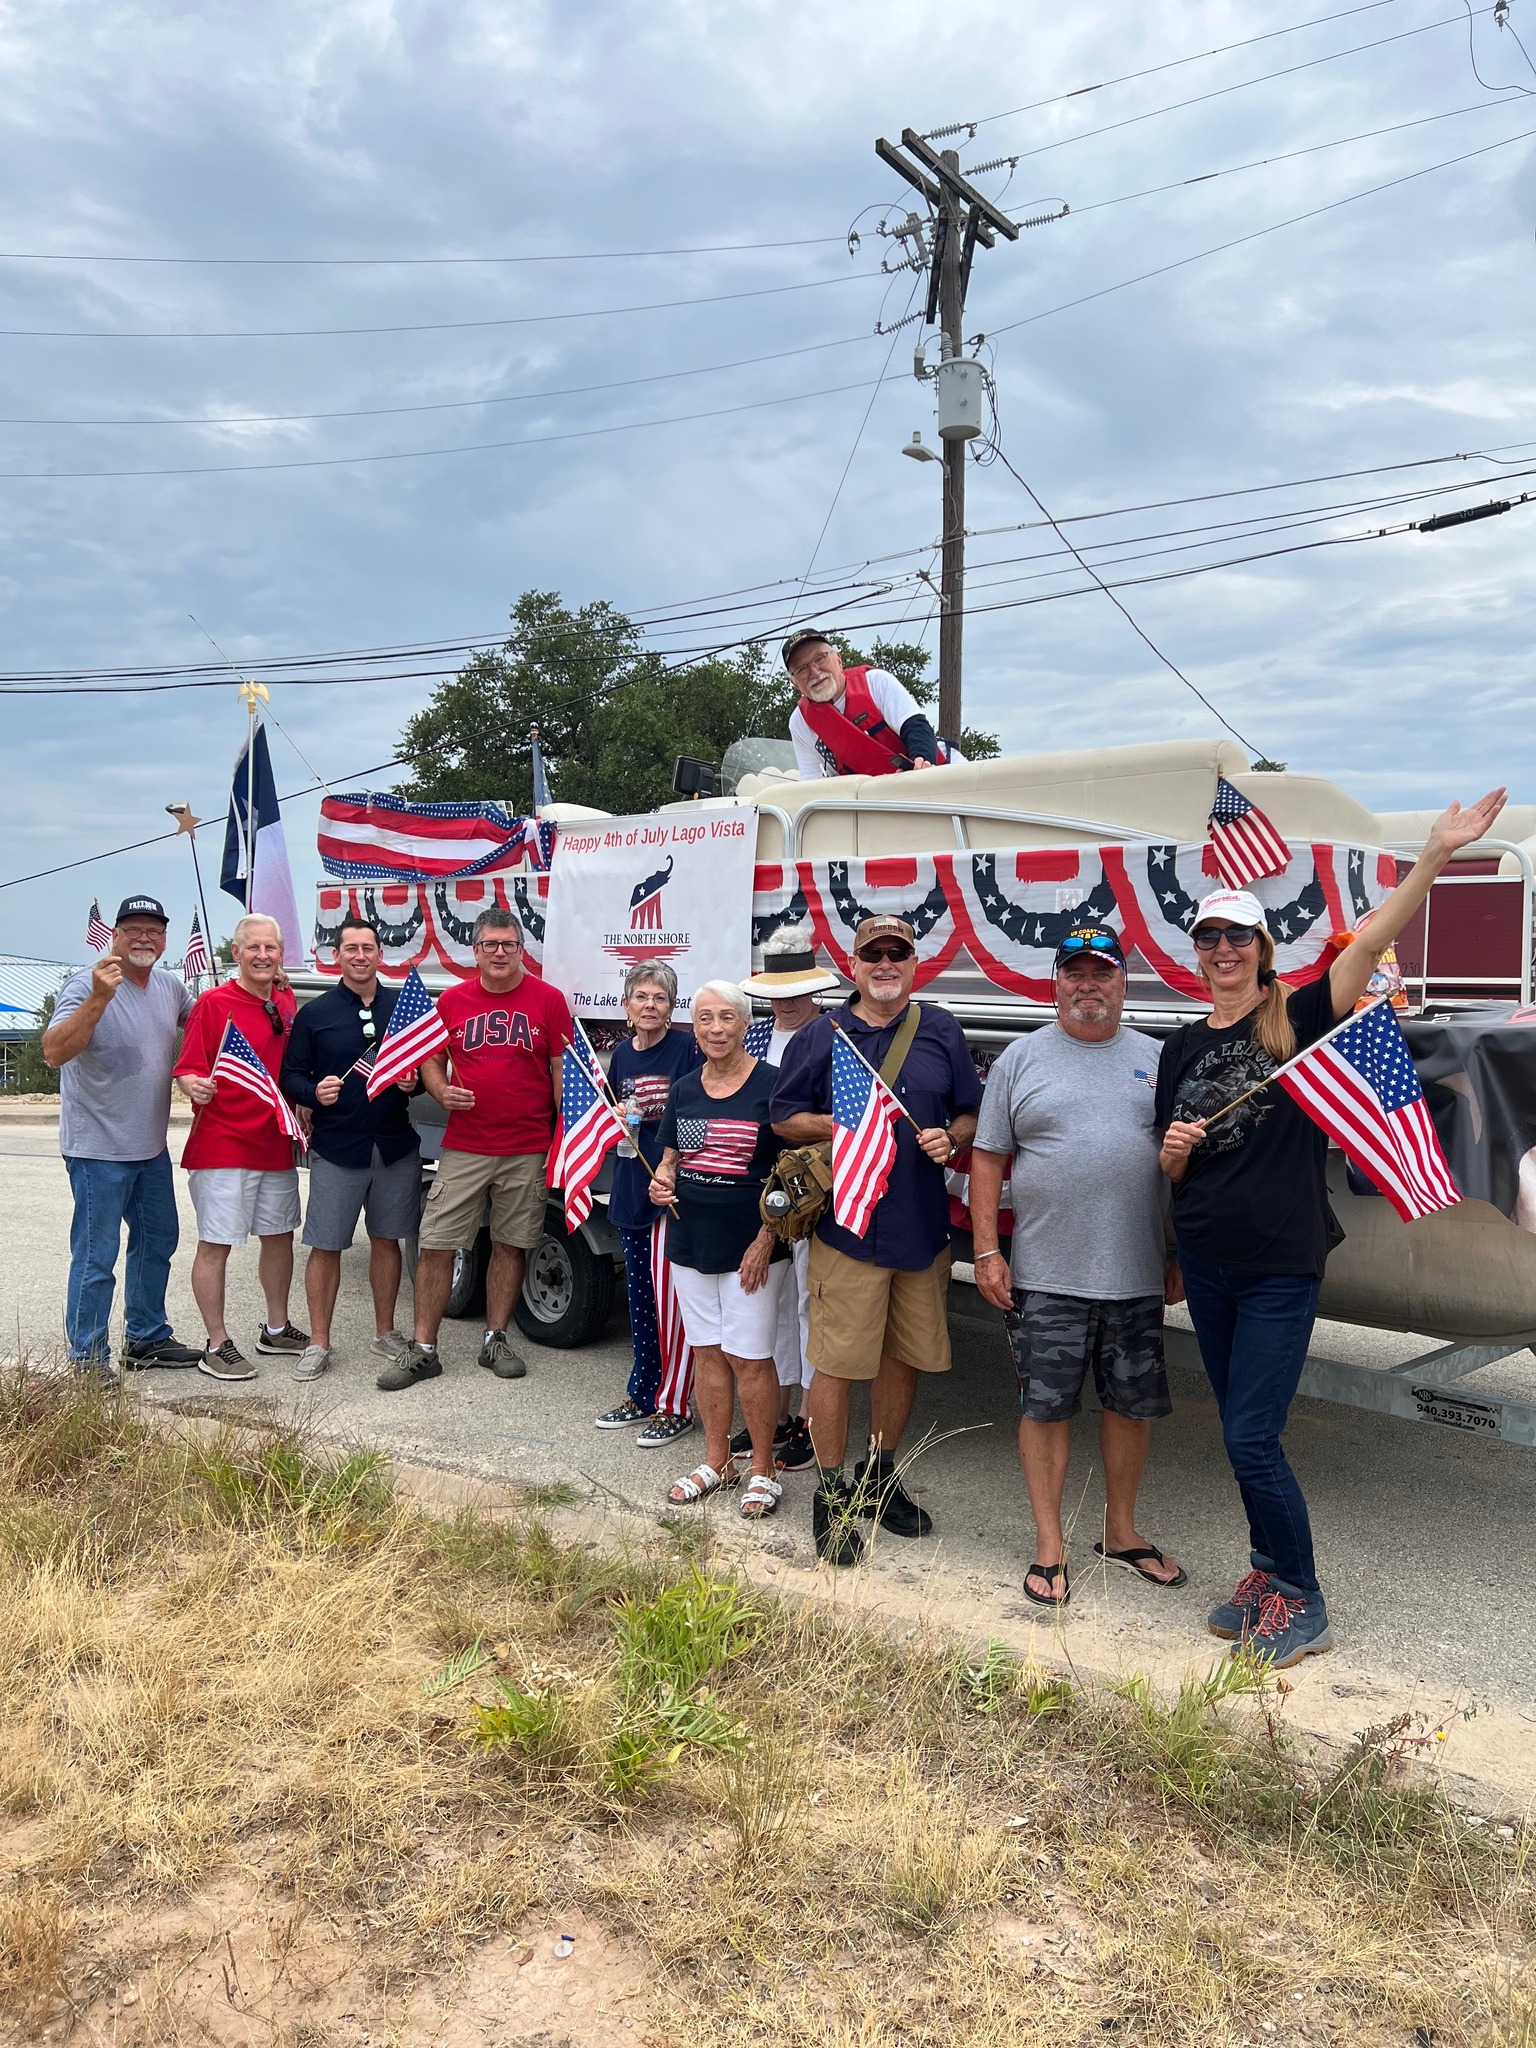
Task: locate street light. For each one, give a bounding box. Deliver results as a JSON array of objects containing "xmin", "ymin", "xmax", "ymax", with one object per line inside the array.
[{"xmin": 900, "ymin": 430, "xmax": 940, "ymax": 463}]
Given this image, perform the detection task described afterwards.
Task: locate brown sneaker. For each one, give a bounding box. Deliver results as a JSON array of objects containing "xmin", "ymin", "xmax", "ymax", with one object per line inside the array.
[
  {"xmin": 254, "ymin": 1322, "xmax": 309, "ymax": 1357},
  {"xmin": 199, "ymin": 1339, "xmax": 258, "ymax": 1383}
]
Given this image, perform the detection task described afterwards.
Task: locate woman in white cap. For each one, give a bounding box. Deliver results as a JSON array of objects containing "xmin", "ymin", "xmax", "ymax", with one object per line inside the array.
[
  {"xmin": 734, "ymin": 926, "xmax": 843, "ymax": 1471},
  {"xmin": 1156, "ymin": 785, "xmax": 1505, "ymax": 1669}
]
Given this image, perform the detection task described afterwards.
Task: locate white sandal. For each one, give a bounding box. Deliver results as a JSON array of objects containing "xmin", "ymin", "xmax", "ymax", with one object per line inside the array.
[
  {"xmin": 667, "ymin": 1459, "xmax": 737, "ymax": 1506},
  {"xmin": 739, "ymin": 1474, "xmax": 783, "ymax": 1520}
]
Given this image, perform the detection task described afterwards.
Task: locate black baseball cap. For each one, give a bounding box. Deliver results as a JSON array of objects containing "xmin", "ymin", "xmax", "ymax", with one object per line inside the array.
[
  {"xmin": 781, "ymin": 626, "xmax": 833, "ymax": 669},
  {"xmin": 1053, "ymin": 922, "xmax": 1126, "ymax": 971},
  {"xmin": 115, "ymin": 895, "xmax": 169, "ymax": 926}
]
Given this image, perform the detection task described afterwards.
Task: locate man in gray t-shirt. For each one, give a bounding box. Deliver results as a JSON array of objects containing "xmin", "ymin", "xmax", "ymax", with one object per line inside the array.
[
  {"xmin": 970, "ymin": 923, "xmax": 1184, "ymax": 1610},
  {"xmin": 43, "ymin": 895, "xmax": 202, "ymax": 1378}
]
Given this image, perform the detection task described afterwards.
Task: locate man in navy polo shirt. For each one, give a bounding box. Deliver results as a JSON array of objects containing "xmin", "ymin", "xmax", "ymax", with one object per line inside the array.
[
  {"xmin": 771, "ymin": 916, "xmax": 980, "ymax": 1564},
  {"xmin": 280, "ymin": 915, "xmax": 421, "ymax": 1381}
]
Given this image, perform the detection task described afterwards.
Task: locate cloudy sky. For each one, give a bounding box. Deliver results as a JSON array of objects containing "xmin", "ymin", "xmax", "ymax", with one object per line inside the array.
[{"xmin": 1, "ymin": 0, "xmax": 1533, "ymax": 960}]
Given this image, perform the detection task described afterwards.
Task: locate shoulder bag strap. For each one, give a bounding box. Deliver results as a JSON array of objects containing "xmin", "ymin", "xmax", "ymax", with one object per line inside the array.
[{"xmin": 878, "ymin": 1001, "xmax": 923, "ymax": 1089}]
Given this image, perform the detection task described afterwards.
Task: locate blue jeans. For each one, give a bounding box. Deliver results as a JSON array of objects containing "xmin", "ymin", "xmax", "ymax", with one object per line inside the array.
[
  {"xmin": 64, "ymin": 1151, "xmax": 180, "ymax": 1366},
  {"xmin": 1177, "ymin": 1244, "xmax": 1323, "ymax": 1594}
]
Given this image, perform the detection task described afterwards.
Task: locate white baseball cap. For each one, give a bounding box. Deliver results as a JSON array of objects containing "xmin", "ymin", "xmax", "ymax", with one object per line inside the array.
[{"xmin": 1192, "ymin": 888, "xmax": 1268, "ymax": 931}]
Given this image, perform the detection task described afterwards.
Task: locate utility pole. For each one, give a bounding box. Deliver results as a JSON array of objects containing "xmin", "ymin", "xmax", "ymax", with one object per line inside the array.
[{"xmin": 875, "ymin": 128, "xmax": 1019, "ymax": 743}]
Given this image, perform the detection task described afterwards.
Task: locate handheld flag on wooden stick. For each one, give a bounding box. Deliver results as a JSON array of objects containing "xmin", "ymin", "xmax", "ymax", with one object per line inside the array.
[
  {"xmin": 1207, "ymin": 776, "xmax": 1290, "ymax": 889},
  {"xmin": 86, "ymin": 900, "xmax": 113, "ymax": 952},
  {"xmin": 548, "ymin": 1023, "xmax": 624, "ymax": 1227},
  {"xmin": 363, "ymin": 967, "xmax": 448, "ymax": 1098},
  {"xmin": 182, "ymin": 910, "xmax": 210, "ymax": 981},
  {"xmin": 829, "ymin": 1029, "xmax": 905, "ymax": 1235},
  {"xmin": 212, "ymin": 1020, "xmax": 306, "ymax": 1151}
]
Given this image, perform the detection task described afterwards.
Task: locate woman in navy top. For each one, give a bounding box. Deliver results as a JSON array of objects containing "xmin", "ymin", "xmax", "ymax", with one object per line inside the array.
[{"xmin": 592, "ymin": 961, "xmax": 701, "ymax": 1445}]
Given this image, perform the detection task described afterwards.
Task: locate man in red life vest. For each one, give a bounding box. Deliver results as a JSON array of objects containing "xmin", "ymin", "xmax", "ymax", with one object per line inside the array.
[{"xmin": 783, "ymin": 629, "xmax": 950, "ymax": 780}]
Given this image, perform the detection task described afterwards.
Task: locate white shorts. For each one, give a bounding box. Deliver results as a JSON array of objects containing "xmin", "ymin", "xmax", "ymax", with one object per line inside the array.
[
  {"xmin": 774, "ymin": 1237, "xmax": 813, "ymax": 1390},
  {"xmin": 670, "ymin": 1258, "xmax": 787, "ymax": 1359},
  {"xmin": 188, "ymin": 1167, "xmax": 302, "ymax": 1247}
]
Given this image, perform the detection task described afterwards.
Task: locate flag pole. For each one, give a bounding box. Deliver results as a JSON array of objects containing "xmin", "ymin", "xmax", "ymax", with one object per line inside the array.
[
  {"xmin": 828, "ymin": 1014, "xmax": 925, "ymax": 1131},
  {"xmin": 1198, "ymin": 994, "xmax": 1389, "ymax": 1132},
  {"xmin": 165, "ymin": 805, "xmax": 214, "ymax": 975},
  {"xmin": 235, "ymin": 679, "xmax": 269, "ymax": 913}
]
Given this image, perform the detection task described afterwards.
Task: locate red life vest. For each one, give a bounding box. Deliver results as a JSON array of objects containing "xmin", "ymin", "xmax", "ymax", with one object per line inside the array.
[{"xmin": 797, "ymin": 667, "xmax": 913, "ymax": 776}]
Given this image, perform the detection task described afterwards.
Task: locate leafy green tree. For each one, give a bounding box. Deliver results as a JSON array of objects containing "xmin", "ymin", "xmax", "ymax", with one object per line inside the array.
[
  {"xmin": 397, "ymin": 590, "xmax": 999, "ymax": 813},
  {"xmin": 2, "ymin": 991, "xmax": 61, "ymax": 1096},
  {"xmin": 825, "ymin": 633, "xmax": 1000, "ymax": 761}
]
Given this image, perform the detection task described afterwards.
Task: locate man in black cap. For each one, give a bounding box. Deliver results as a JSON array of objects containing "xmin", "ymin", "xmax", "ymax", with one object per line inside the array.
[
  {"xmin": 968, "ymin": 923, "xmax": 1185, "ymax": 1608},
  {"xmin": 43, "ymin": 896, "xmax": 203, "ymax": 1379}
]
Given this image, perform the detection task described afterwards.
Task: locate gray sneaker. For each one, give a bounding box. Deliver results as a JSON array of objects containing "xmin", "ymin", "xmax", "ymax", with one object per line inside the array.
[
  {"xmin": 293, "ymin": 1344, "xmax": 332, "ymax": 1382},
  {"xmin": 478, "ymin": 1331, "xmax": 527, "ymax": 1380},
  {"xmin": 369, "ymin": 1331, "xmax": 410, "ymax": 1363},
  {"xmin": 377, "ymin": 1342, "xmax": 443, "ymax": 1393},
  {"xmin": 635, "ymin": 1411, "xmax": 694, "ymax": 1450},
  {"xmin": 199, "ymin": 1339, "xmax": 258, "ymax": 1383},
  {"xmin": 254, "ymin": 1321, "xmax": 309, "ymax": 1357},
  {"xmin": 1235, "ymin": 1585, "xmax": 1334, "ymax": 1670},
  {"xmin": 1207, "ymin": 1564, "xmax": 1275, "ymax": 1640}
]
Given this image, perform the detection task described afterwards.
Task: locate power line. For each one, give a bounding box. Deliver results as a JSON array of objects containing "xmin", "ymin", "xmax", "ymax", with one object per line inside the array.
[
  {"xmin": 964, "ymin": 0, "xmax": 1403, "ymax": 130},
  {"xmin": 0, "ymin": 267, "xmax": 873, "ymax": 341},
  {"xmin": 0, "ymin": 371, "xmax": 909, "ymax": 483},
  {"xmin": 986, "ymin": 122, "xmax": 1536, "ymax": 339},
  {"xmin": 0, "ymin": 330, "xmax": 883, "ymax": 429},
  {"xmin": 0, "ymin": 758, "xmax": 405, "ymax": 892},
  {"xmin": 975, "ymin": 7, "xmax": 1499, "ymax": 166},
  {"xmin": 0, "ymin": 235, "xmax": 849, "ymax": 268}
]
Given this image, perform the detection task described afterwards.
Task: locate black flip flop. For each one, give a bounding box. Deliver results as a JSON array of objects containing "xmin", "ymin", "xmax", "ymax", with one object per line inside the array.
[
  {"xmin": 1094, "ymin": 1542, "xmax": 1188, "ymax": 1589},
  {"xmin": 1023, "ymin": 1561, "xmax": 1070, "ymax": 1608}
]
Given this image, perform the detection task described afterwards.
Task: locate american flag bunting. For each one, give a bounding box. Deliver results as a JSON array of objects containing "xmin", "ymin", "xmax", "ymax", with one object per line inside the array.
[{"xmin": 318, "ymin": 792, "xmax": 554, "ymax": 881}]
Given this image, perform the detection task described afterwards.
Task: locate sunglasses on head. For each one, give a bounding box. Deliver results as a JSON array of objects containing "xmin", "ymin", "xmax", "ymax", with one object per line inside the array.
[
  {"xmin": 356, "ymin": 1003, "xmax": 376, "ymax": 1046},
  {"xmin": 857, "ymin": 942, "xmax": 914, "ymax": 964},
  {"xmin": 261, "ymin": 998, "xmax": 286, "ymax": 1037},
  {"xmin": 1191, "ymin": 924, "xmax": 1260, "ymax": 951},
  {"xmin": 1058, "ymin": 932, "xmax": 1121, "ymax": 958}
]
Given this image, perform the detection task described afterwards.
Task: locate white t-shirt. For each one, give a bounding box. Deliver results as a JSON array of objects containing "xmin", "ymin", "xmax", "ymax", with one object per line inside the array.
[{"xmin": 789, "ymin": 668, "xmax": 929, "ymax": 780}]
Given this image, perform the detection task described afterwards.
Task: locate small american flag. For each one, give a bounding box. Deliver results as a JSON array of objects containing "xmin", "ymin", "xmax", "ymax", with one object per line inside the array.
[
  {"xmin": 650, "ymin": 1215, "xmax": 693, "ymax": 1419},
  {"xmin": 743, "ymin": 1014, "xmax": 774, "ymax": 1059},
  {"xmin": 212, "ymin": 1020, "xmax": 307, "ymax": 1151},
  {"xmin": 1207, "ymin": 776, "xmax": 1291, "ymax": 889},
  {"xmin": 676, "ymin": 1115, "xmax": 760, "ymax": 1177},
  {"xmin": 1275, "ymin": 997, "xmax": 1459, "ymax": 1222},
  {"xmin": 364, "ymin": 967, "xmax": 449, "ymax": 1099},
  {"xmin": 182, "ymin": 910, "xmax": 210, "ymax": 981},
  {"xmin": 830, "ymin": 1028, "xmax": 904, "ymax": 1236},
  {"xmin": 548, "ymin": 1030, "xmax": 621, "ymax": 1228},
  {"xmin": 86, "ymin": 900, "xmax": 113, "ymax": 952}
]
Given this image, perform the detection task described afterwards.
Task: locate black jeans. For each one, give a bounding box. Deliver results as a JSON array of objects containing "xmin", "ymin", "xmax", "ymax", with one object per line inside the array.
[{"xmin": 1177, "ymin": 1244, "xmax": 1323, "ymax": 1595}]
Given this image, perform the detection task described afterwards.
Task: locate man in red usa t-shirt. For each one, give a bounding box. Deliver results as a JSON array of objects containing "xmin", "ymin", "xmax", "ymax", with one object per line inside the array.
[{"xmin": 380, "ymin": 904, "xmax": 574, "ymax": 1394}]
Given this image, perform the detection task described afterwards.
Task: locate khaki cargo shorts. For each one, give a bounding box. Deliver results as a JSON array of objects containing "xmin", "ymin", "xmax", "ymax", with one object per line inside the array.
[
  {"xmin": 418, "ymin": 1148, "xmax": 547, "ymax": 1252},
  {"xmin": 806, "ymin": 1236, "xmax": 952, "ymax": 1381}
]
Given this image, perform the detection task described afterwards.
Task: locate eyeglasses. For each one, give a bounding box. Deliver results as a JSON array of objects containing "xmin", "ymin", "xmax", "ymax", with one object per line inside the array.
[
  {"xmin": 1058, "ymin": 932, "xmax": 1122, "ymax": 958},
  {"xmin": 856, "ymin": 943, "xmax": 915, "ymax": 964},
  {"xmin": 477, "ymin": 938, "xmax": 523, "ymax": 954},
  {"xmin": 356, "ymin": 1004, "xmax": 376, "ymax": 1046},
  {"xmin": 1191, "ymin": 924, "xmax": 1261, "ymax": 951},
  {"xmin": 261, "ymin": 998, "xmax": 286, "ymax": 1037}
]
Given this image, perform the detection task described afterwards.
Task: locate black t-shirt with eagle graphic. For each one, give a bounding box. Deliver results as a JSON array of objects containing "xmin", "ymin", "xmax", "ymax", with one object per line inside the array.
[
  {"xmin": 658, "ymin": 1060, "xmax": 787, "ymax": 1273},
  {"xmin": 1154, "ymin": 976, "xmax": 1337, "ymax": 1277}
]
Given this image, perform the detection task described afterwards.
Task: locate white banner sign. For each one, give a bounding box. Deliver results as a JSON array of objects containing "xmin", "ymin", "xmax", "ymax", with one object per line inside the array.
[{"xmin": 541, "ymin": 810, "xmax": 757, "ymax": 1018}]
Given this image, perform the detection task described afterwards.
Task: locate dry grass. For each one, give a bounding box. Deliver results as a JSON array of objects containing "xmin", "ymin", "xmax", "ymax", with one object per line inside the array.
[{"xmin": 0, "ymin": 1368, "xmax": 1530, "ymax": 2048}]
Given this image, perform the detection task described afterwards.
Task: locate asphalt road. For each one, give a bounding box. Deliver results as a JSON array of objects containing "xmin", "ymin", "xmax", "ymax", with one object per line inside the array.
[{"xmin": 5, "ymin": 1113, "xmax": 1536, "ymax": 1749}]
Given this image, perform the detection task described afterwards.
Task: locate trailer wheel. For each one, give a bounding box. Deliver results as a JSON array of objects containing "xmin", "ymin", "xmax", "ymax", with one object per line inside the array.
[
  {"xmin": 514, "ymin": 1222, "xmax": 616, "ymax": 1349},
  {"xmin": 444, "ymin": 1228, "xmax": 491, "ymax": 1320}
]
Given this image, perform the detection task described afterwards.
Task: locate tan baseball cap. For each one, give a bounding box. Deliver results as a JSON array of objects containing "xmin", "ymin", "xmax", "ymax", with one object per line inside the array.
[{"xmin": 852, "ymin": 915, "xmax": 916, "ymax": 953}]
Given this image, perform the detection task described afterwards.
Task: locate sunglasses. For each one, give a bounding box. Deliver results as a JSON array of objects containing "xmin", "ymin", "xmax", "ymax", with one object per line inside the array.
[
  {"xmin": 1058, "ymin": 932, "xmax": 1122, "ymax": 958},
  {"xmin": 356, "ymin": 1004, "xmax": 377, "ymax": 1046},
  {"xmin": 857, "ymin": 943, "xmax": 915, "ymax": 964},
  {"xmin": 261, "ymin": 998, "xmax": 286, "ymax": 1038},
  {"xmin": 1191, "ymin": 924, "xmax": 1260, "ymax": 951}
]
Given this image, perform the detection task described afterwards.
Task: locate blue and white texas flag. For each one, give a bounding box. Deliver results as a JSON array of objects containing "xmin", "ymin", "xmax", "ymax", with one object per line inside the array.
[{"xmin": 221, "ymin": 722, "xmax": 304, "ymax": 969}]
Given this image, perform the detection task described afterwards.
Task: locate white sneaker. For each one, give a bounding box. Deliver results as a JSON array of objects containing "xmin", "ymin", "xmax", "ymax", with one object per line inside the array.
[
  {"xmin": 369, "ymin": 1331, "xmax": 410, "ymax": 1362},
  {"xmin": 293, "ymin": 1344, "xmax": 332, "ymax": 1382}
]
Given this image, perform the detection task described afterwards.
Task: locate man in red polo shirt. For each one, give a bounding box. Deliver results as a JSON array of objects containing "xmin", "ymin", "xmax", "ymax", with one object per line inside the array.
[
  {"xmin": 174, "ymin": 913, "xmax": 308, "ymax": 1381},
  {"xmin": 381, "ymin": 903, "xmax": 574, "ymax": 1392}
]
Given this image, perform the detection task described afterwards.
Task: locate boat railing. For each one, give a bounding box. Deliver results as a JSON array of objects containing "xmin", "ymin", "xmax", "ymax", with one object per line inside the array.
[{"xmin": 1386, "ymin": 837, "xmax": 1534, "ymax": 1008}]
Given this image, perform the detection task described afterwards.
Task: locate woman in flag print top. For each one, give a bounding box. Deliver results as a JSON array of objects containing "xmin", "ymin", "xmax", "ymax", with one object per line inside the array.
[
  {"xmin": 650, "ymin": 980, "xmax": 789, "ymax": 1521},
  {"xmin": 592, "ymin": 960, "xmax": 703, "ymax": 1448},
  {"xmin": 1155, "ymin": 786, "xmax": 1505, "ymax": 1671},
  {"xmin": 173, "ymin": 913, "xmax": 306, "ymax": 1383}
]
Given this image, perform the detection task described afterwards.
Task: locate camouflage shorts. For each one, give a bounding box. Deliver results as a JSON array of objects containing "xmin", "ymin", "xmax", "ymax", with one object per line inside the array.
[{"xmin": 1005, "ymin": 1290, "xmax": 1171, "ymax": 1424}]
